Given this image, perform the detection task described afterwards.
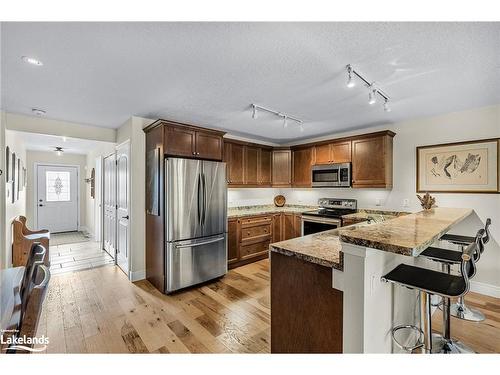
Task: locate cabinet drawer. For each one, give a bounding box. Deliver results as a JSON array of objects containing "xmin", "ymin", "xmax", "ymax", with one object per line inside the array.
[
  {"xmin": 240, "ymin": 216, "xmax": 272, "ymax": 228},
  {"xmin": 241, "ymin": 224, "xmax": 271, "ymax": 240},
  {"xmin": 240, "ymin": 240, "xmax": 270, "ymax": 260}
]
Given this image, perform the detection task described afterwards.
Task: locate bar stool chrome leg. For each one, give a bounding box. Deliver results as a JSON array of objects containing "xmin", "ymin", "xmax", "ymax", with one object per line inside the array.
[
  {"xmin": 450, "ymin": 296, "xmax": 485, "ymax": 322},
  {"xmin": 420, "ymin": 291, "xmax": 433, "ymax": 353}
]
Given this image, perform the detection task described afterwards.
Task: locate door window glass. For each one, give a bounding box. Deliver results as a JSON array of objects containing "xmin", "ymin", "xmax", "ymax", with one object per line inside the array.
[{"xmin": 46, "ymin": 171, "xmax": 71, "ymax": 201}]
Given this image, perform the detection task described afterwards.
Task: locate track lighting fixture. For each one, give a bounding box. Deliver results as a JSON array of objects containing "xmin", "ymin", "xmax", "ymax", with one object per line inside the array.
[
  {"xmin": 250, "ymin": 104, "xmax": 304, "ymax": 132},
  {"xmin": 345, "ymin": 64, "xmax": 392, "ymax": 112}
]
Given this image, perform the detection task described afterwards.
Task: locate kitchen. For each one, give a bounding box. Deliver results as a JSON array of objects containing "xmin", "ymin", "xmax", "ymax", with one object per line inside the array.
[{"xmin": 1, "ymin": 19, "xmax": 499, "ymax": 365}]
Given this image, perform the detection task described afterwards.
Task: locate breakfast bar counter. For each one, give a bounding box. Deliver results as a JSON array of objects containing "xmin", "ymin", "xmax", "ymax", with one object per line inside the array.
[{"xmin": 269, "ymin": 207, "xmax": 479, "ymax": 353}]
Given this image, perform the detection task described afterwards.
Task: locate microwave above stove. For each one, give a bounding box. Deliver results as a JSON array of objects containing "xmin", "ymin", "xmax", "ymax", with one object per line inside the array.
[{"xmin": 311, "ymin": 163, "xmax": 351, "ymax": 188}]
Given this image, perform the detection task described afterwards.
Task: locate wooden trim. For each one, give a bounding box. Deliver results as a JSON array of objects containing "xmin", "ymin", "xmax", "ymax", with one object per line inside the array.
[
  {"xmin": 416, "ymin": 137, "xmax": 500, "ymax": 194},
  {"xmin": 144, "ymin": 118, "xmax": 226, "ymax": 136},
  {"xmin": 290, "ymin": 130, "xmax": 396, "ymax": 149}
]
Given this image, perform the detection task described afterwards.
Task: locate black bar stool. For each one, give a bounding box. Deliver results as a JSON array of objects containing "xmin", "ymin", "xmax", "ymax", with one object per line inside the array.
[
  {"xmin": 381, "ymin": 239, "xmax": 478, "ymax": 354},
  {"xmin": 438, "ymin": 218, "xmax": 491, "ymax": 321},
  {"xmin": 420, "ymin": 228, "xmax": 484, "ymax": 353}
]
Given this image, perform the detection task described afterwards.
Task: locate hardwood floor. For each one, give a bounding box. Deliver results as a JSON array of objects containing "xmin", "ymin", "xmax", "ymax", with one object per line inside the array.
[
  {"xmin": 34, "ymin": 258, "xmax": 500, "ymax": 353},
  {"xmin": 49, "ymin": 241, "xmax": 114, "ymax": 276},
  {"xmin": 34, "ymin": 260, "xmax": 270, "ymax": 353}
]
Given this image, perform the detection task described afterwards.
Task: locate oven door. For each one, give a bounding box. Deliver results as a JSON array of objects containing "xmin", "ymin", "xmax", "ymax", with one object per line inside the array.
[
  {"xmin": 301, "ymin": 216, "xmax": 341, "ymax": 236},
  {"xmin": 311, "ymin": 164, "xmax": 340, "ymax": 187}
]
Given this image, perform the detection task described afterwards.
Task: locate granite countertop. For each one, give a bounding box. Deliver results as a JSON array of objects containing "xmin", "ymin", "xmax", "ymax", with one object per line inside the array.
[
  {"xmin": 270, "ymin": 228, "xmax": 346, "ymax": 270},
  {"xmin": 228, "ymin": 204, "xmax": 317, "ymax": 218},
  {"xmin": 338, "ymin": 207, "xmax": 473, "ymax": 256},
  {"xmin": 342, "ymin": 209, "xmax": 410, "ymax": 222}
]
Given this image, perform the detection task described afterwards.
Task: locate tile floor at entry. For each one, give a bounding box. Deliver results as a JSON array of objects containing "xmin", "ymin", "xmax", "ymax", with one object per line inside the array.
[
  {"xmin": 35, "ymin": 259, "xmax": 499, "ymax": 353},
  {"xmin": 49, "ymin": 240, "xmax": 114, "ymax": 276}
]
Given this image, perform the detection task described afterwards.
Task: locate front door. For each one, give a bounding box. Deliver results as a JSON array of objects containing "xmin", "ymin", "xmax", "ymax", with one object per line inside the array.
[
  {"xmin": 103, "ymin": 153, "xmax": 116, "ymax": 258},
  {"xmin": 116, "ymin": 142, "xmax": 130, "ymax": 275},
  {"xmin": 37, "ymin": 165, "xmax": 78, "ymax": 233}
]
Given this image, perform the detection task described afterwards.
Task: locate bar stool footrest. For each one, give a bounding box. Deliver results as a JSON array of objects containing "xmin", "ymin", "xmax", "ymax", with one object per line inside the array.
[{"xmin": 391, "ymin": 324, "xmax": 424, "ymax": 352}]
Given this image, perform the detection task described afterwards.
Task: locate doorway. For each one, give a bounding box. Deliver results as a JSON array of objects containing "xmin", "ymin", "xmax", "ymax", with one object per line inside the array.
[
  {"xmin": 36, "ymin": 164, "xmax": 79, "ymax": 233},
  {"xmin": 102, "ymin": 141, "xmax": 130, "ymax": 276}
]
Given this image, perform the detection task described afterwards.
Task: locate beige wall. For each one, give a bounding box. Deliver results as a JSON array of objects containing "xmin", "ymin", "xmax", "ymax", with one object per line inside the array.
[
  {"xmin": 5, "ymin": 112, "xmax": 116, "ymax": 143},
  {"xmin": 4, "ymin": 130, "xmax": 27, "ymax": 267},
  {"xmin": 85, "ymin": 143, "xmax": 116, "ymax": 239},
  {"xmin": 25, "ymin": 151, "xmax": 88, "ymax": 232},
  {"xmin": 117, "ymin": 116, "xmax": 154, "ymax": 280},
  {"xmin": 0, "ymin": 111, "xmax": 6, "ymax": 268}
]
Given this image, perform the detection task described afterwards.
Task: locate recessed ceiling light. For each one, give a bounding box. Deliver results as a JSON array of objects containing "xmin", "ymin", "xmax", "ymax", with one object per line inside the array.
[
  {"xmin": 62, "ymin": 136, "xmax": 67, "ymax": 142},
  {"xmin": 32, "ymin": 108, "xmax": 46, "ymax": 116},
  {"xmin": 21, "ymin": 56, "xmax": 43, "ymax": 66}
]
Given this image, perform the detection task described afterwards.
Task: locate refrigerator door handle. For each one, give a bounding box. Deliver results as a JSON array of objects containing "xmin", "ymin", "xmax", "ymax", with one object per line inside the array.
[
  {"xmin": 174, "ymin": 236, "xmax": 225, "ymax": 249},
  {"xmin": 197, "ymin": 172, "xmax": 202, "ymax": 226},
  {"xmin": 202, "ymin": 173, "xmax": 207, "ymax": 226}
]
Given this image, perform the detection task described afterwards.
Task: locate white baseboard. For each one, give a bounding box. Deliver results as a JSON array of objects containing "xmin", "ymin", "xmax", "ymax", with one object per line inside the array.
[
  {"xmin": 129, "ymin": 269, "xmax": 146, "ymax": 282},
  {"xmin": 470, "ymin": 280, "xmax": 500, "ymax": 298}
]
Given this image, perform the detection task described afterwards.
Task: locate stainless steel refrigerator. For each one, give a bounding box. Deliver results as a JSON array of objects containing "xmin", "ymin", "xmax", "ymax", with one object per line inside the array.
[{"xmin": 164, "ymin": 158, "xmax": 227, "ymax": 293}]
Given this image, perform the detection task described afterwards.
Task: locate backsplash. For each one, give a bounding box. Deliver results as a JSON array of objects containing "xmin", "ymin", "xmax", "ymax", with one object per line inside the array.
[{"xmin": 227, "ymin": 188, "xmax": 280, "ymax": 207}]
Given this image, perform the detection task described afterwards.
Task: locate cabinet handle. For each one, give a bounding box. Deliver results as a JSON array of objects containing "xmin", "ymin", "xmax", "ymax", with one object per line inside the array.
[{"xmin": 192, "ymin": 152, "xmax": 196, "ymax": 155}]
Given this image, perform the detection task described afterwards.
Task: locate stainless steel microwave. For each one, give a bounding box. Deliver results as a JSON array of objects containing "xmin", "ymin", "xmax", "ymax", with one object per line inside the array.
[{"xmin": 311, "ymin": 163, "xmax": 351, "ymax": 187}]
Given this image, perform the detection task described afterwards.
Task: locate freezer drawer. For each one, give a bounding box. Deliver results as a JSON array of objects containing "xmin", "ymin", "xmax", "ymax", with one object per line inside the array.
[{"xmin": 165, "ymin": 234, "xmax": 227, "ymax": 293}]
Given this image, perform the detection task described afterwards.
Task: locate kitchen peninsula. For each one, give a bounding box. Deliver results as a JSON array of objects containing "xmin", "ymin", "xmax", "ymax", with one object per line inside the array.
[{"xmin": 270, "ymin": 207, "xmax": 475, "ymax": 353}]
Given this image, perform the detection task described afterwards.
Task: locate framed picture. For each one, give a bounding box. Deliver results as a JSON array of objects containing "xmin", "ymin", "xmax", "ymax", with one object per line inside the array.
[
  {"xmin": 16, "ymin": 158, "xmax": 21, "ymax": 200},
  {"xmin": 11, "ymin": 152, "xmax": 17, "ymax": 203},
  {"xmin": 5, "ymin": 146, "xmax": 11, "ymax": 182},
  {"xmin": 417, "ymin": 138, "xmax": 499, "ymax": 193}
]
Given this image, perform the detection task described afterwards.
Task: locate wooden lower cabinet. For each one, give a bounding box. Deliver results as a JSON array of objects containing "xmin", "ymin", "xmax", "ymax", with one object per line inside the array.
[
  {"xmin": 271, "ymin": 252, "xmax": 343, "ymax": 353},
  {"xmin": 228, "ymin": 212, "xmax": 302, "ymax": 268},
  {"xmin": 227, "ymin": 218, "xmax": 239, "ymax": 265}
]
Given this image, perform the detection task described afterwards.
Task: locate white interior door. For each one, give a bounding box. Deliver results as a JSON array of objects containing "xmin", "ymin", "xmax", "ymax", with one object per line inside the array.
[
  {"xmin": 116, "ymin": 142, "xmax": 130, "ymax": 275},
  {"xmin": 103, "ymin": 153, "xmax": 116, "ymax": 258},
  {"xmin": 37, "ymin": 165, "xmax": 79, "ymax": 233},
  {"xmin": 94, "ymin": 156, "xmax": 102, "ymax": 242}
]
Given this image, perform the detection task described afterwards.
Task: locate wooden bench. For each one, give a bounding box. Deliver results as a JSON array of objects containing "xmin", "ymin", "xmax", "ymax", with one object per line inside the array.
[{"xmin": 12, "ymin": 216, "xmax": 50, "ymax": 267}]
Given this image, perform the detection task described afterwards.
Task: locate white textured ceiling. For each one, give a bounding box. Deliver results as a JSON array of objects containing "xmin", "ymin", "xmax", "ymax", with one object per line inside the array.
[
  {"xmin": 1, "ymin": 22, "xmax": 500, "ymax": 143},
  {"xmin": 10, "ymin": 130, "xmax": 114, "ymax": 155}
]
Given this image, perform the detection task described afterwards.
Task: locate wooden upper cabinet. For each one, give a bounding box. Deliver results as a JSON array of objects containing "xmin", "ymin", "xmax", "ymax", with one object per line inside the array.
[
  {"xmin": 314, "ymin": 141, "xmax": 351, "ymax": 164},
  {"xmin": 292, "ymin": 147, "xmax": 313, "ymax": 187},
  {"xmin": 258, "ymin": 148, "xmax": 272, "ymax": 186},
  {"xmin": 351, "ymin": 132, "xmax": 394, "ymax": 188},
  {"xmin": 244, "ymin": 146, "xmax": 259, "ymax": 185},
  {"xmin": 195, "ymin": 131, "xmax": 223, "ymax": 160},
  {"xmin": 331, "ymin": 141, "xmax": 351, "ymax": 163},
  {"xmin": 314, "ymin": 143, "xmax": 331, "ymax": 164},
  {"xmin": 226, "ymin": 142, "xmax": 245, "ymax": 185},
  {"xmin": 147, "ymin": 119, "xmax": 224, "ymax": 161},
  {"xmin": 272, "ymin": 149, "xmax": 292, "ymax": 187},
  {"xmin": 164, "ymin": 125, "xmax": 196, "ymax": 157}
]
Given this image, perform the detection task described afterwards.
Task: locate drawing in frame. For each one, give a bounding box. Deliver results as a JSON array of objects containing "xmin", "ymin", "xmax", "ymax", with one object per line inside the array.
[
  {"xmin": 417, "ymin": 138, "xmax": 499, "ymax": 193},
  {"xmin": 11, "ymin": 152, "xmax": 16, "ymax": 203},
  {"xmin": 5, "ymin": 146, "xmax": 11, "ymax": 182}
]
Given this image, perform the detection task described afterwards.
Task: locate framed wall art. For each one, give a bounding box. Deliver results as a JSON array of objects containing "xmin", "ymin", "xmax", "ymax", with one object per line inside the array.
[
  {"xmin": 417, "ymin": 138, "xmax": 499, "ymax": 193},
  {"xmin": 5, "ymin": 146, "xmax": 11, "ymax": 182}
]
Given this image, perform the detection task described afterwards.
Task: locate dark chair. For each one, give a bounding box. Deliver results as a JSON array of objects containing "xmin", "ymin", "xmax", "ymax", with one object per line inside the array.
[
  {"xmin": 436, "ymin": 218, "xmax": 491, "ymax": 321},
  {"xmin": 6, "ymin": 244, "xmax": 50, "ymax": 354},
  {"xmin": 381, "ymin": 236, "xmax": 479, "ymax": 354}
]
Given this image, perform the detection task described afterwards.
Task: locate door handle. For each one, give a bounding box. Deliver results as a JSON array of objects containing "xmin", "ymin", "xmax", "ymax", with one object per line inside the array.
[
  {"xmin": 39, "ymin": 204, "xmax": 44, "ymax": 207},
  {"xmin": 121, "ymin": 215, "xmax": 129, "ymax": 220},
  {"xmin": 174, "ymin": 236, "xmax": 225, "ymax": 249}
]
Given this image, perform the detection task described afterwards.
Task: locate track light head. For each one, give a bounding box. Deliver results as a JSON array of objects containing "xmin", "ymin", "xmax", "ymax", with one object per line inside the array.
[
  {"xmin": 346, "ymin": 65, "xmax": 356, "ymax": 88},
  {"xmin": 252, "ymin": 104, "xmax": 257, "ymax": 119},
  {"xmin": 368, "ymin": 87, "xmax": 377, "ymax": 105},
  {"xmin": 384, "ymin": 99, "xmax": 391, "ymax": 112},
  {"xmin": 283, "ymin": 115, "xmax": 288, "ymax": 128}
]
